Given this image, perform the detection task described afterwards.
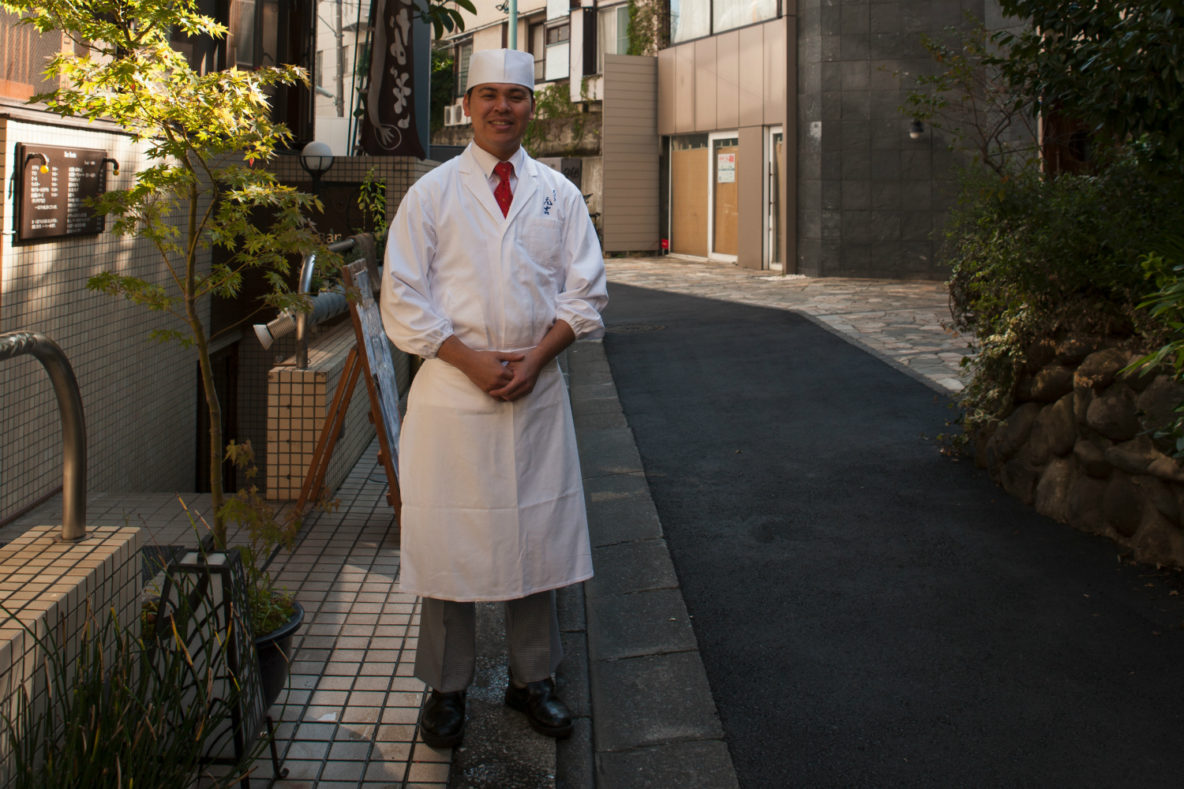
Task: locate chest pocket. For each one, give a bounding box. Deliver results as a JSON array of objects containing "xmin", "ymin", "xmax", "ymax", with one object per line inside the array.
[{"xmin": 520, "ymin": 214, "xmax": 564, "ymax": 270}]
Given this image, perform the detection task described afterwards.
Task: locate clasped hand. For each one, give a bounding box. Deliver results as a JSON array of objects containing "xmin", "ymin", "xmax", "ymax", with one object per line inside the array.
[{"xmin": 466, "ymin": 349, "xmax": 542, "ymax": 402}]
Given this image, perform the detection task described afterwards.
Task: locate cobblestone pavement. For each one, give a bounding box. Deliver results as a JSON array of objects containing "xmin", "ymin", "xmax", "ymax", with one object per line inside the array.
[{"xmin": 604, "ymin": 256, "xmax": 973, "ymax": 394}]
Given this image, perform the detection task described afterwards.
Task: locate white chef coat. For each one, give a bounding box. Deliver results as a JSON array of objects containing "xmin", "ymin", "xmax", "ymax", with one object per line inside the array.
[{"xmin": 380, "ymin": 142, "xmax": 608, "ymax": 602}]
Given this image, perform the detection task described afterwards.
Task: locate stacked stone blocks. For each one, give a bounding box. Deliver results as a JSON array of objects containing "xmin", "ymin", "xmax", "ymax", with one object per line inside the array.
[{"xmin": 975, "ymin": 341, "xmax": 1184, "ymax": 566}]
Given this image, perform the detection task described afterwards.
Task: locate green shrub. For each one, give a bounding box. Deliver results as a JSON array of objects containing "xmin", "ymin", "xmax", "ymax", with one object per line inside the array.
[{"xmin": 947, "ymin": 157, "xmax": 1184, "ymax": 431}]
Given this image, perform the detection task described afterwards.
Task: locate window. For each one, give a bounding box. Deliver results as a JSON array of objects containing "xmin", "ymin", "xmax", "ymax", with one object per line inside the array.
[
  {"xmin": 671, "ymin": 0, "xmax": 778, "ymax": 44},
  {"xmin": 545, "ymin": 22, "xmax": 569, "ymax": 81},
  {"xmin": 713, "ymin": 0, "xmax": 777, "ymax": 34},
  {"xmin": 546, "ymin": 23, "xmax": 570, "ymax": 46},
  {"xmin": 529, "ymin": 22, "xmax": 546, "ymax": 81},
  {"xmin": 455, "ymin": 41, "xmax": 472, "ymax": 96},
  {"xmin": 232, "ymin": 0, "xmax": 257, "ymax": 67},
  {"xmin": 598, "ymin": 3, "xmax": 631, "ymax": 71},
  {"xmin": 1, "ymin": 9, "xmax": 63, "ymax": 100}
]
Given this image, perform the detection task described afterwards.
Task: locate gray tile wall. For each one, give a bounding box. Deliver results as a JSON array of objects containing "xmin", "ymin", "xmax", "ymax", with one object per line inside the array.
[{"xmin": 797, "ymin": 0, "xmax": 993, "ymax": 278}]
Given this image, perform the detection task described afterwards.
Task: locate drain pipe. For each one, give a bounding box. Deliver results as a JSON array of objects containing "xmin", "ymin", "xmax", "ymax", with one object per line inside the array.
[{"xmin": 0, "ymin": 332, "xmax": 87, "ymax": 541}]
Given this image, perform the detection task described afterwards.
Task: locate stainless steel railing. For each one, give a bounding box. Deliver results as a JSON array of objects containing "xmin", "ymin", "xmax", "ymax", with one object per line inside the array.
[{"xmin": 0, "ymin": 331, "xmax": 86, "ymax": 540}]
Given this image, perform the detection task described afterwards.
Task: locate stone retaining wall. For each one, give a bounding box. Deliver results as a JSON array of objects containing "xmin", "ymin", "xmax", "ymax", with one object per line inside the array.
[{"xmin": 973, "ymin": 342, "xmax": 1184, "ymax": 566}]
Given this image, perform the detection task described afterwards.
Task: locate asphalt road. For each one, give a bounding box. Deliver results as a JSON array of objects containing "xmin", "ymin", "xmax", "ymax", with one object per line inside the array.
[{"xmin": 602, "ymin": 283, "xmax": 1184, "ymax": 788}]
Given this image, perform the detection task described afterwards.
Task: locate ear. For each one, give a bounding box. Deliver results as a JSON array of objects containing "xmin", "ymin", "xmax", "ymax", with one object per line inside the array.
[{"xmin": 462, "ymin": 93, "xmax": 471, "ymax": 117}]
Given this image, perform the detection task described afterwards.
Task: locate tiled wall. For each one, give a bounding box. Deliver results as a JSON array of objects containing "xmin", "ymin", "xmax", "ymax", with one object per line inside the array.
[
  {"xmin": 796, "ymin": 0, "xmax": 993, "ymax": 278},
  {"xmin": 0, "ymin": 117, "xmax": 198, "ymax": 525},
  {"xmin": 0, "ymin": 525, "xmax": 142, "ymax": 779},
  {"xmin": 265, "ymin": 320, "xmax": 405, "ymax": 502}
]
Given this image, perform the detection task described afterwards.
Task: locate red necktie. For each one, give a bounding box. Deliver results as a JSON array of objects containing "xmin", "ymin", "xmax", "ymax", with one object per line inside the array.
[{"xmin": 494, "ymin": 161, "xmax": 513, "ymax": 217}]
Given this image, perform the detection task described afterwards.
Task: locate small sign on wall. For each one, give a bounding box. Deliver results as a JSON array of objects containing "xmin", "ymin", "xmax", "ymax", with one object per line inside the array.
[
  {"xmin": 717, "ymin": 152, "xmax": 736, "ymax": 184},
  {"xmin": 14, "ymin": 142, "xmax": 109, "ymax": 243}
]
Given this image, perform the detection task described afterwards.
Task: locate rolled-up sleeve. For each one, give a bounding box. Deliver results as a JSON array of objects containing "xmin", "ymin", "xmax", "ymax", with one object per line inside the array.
[
  {"xmin": 555, "ymin": 191, "xmax": 608, "ymax": 340},
  {"xmin": 380, "ymin": 187, "xmax": 453, "ymax": 358}
]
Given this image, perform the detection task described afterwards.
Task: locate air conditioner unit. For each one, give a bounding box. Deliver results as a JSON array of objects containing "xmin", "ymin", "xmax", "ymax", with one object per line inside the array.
[{"xmin": 444, "ymin": 104, "xmax": 467, "ymax": 126}]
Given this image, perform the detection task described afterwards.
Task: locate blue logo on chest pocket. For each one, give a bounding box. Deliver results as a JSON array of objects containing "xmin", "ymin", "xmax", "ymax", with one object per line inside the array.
[{"xmin": 542, "ymin": 195, "xmax": 554, "ymax": 216}]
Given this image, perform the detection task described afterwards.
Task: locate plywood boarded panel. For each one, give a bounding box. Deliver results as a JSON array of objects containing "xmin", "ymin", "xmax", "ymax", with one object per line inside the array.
[
  {"xmin": 713, "ymin": 143, "xmax": 739, "ymax": 256},
  {"xmin": 603, "ymin": 54, "xmax": 659, "ymax": 252},
  {"xmin": 671, "ymin": 147, "xmax": 708, "ymax": 256}
]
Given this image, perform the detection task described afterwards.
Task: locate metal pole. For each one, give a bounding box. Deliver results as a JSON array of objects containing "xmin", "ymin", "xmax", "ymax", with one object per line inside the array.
[
  {"xmin": 509, "ymin": 0, "xmax": 517, "ymax": 49},
  {"xmin": 295, "ymin": 237, "xmax": 358, "ymax": 369},
  {"xmin": 0, "ymin": 332, "xmax": 87, "ymax": 540}
]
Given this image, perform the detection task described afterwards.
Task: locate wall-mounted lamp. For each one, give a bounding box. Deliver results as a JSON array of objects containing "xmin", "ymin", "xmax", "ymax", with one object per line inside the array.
[
  {"xmin": 102, "ymin": 157, "xmax": 120, "ymax": 176},
  {"xmin": 909, "ymin": 119, "xmax": 925, "ymax": 140},
  {"xmin": 299, "ymin": 140, "xmax": 334, "ymax": 188},
  {"xmin": 24, "ymin": 152, "xmax": 49, "ymax": 174}
]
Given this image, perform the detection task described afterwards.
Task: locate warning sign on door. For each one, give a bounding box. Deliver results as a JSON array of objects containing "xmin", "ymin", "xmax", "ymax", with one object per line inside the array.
[{"xmin": 717, "ymin": 152, "xmax": 736, "ymax": 183}]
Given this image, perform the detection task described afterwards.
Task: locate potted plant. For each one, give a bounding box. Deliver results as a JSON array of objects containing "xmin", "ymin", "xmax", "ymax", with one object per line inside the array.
[{"xmin": 218, "ymin": 440, "xmax": 309, "ymax": 705}]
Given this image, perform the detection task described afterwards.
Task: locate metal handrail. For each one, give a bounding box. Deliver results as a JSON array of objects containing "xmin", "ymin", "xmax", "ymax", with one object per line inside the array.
[
  {"xmin": 0, "ymin": 331, "xmax": 87, "ymax": 540},
  {"xmin": 295, "ymin": 237, "xmax": 358, "ymax": 369}
]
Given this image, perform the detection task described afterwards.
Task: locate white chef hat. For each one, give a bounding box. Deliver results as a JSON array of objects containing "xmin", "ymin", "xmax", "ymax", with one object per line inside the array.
[{"xmin": 465, "ymin": 48, "xmax": 535, "ymax": 93}]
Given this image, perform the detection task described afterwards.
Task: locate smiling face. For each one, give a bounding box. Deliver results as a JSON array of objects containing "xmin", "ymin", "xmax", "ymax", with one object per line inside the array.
[{"xmin": 463, "ymin": 82, "xmax": 535, "ymax": 160}]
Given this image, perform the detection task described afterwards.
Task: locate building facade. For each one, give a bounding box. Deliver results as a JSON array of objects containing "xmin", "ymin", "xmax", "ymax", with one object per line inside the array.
[
  {"xmin": 659, "ymin": 0, "xmax": 1009, "ymax": 276},
  {"xmin": 436, "ymin": 0, "xmax": 1008, "ymax": 277}
]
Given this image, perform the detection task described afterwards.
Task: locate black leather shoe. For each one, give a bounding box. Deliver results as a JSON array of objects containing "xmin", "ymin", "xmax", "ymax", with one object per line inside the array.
[
  {"xmin": 421, "ymin": 689, "xmax": 466, "ymax": 748},
  {"xmin": 505, "ymin": 676, "xmax": 572, "ymax": 739}
]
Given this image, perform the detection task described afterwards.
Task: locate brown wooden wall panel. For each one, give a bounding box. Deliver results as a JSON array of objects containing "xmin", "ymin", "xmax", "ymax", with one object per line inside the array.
[
  {"xmin": 716, "ymin": 32, "xmax": 740, "ymax": 130},
  {"xmin": 694, "ymin": 39, "xmax": 716, "ymax": 132},
  {"xmin": 738, "ymin": 25, "xmax": 765, "ymax": 128},
  {"xmin": 657, "ymin": 49, "xmax": 676, "ymax": 136},
  {"xmin": 603, "ymin": 54, "xmax": 659, "ymax": 252},
  {"xmin": 762, "ymin": 21, "xmax": 787, "ymax": 127},
  {"xmin": 737, "ymin": 125, "xmax": 765, "ymax": 268},
  {"xmin": 657, "ymin": 17, "xmax": 787, "ymax": 136}
]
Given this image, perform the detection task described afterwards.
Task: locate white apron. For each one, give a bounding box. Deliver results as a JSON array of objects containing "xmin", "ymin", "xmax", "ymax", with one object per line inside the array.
[
  {"xmin": 380, "ymin": 144, "xmax": 606, "ymax": 602},
  {"xmin": 398, "ymin": 356, "xmax": 592, "ymax": 601}
]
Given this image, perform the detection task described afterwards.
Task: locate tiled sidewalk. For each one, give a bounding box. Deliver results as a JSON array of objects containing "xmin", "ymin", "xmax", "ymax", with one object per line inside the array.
[{"xmin": 261, "ymin": 448, "xmax": 446, "ymax": 788}]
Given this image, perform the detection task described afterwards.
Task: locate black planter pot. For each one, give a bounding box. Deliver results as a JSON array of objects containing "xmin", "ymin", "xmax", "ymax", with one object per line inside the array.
[{"xmin": 254, "ymin": 600, "xmax": 304, "ymax": 708}]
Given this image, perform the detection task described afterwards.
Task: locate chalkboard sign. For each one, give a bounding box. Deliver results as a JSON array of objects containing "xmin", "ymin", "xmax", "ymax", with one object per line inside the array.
[
  {"xmin": 15, "ymin": 142, "xmax": 108, "ymax": 243},
  {"xmin": 342, "ymin": 260, "xmax": 402, "ymax": 507}
]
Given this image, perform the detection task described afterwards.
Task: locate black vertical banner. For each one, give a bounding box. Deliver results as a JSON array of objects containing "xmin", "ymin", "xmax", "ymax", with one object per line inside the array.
[{"xmin": 359, "ymin": 0, "xmax": 426, "ymax": 158}]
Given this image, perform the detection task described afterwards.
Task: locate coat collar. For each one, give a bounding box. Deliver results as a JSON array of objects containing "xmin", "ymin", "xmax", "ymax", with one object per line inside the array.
[{"xmin": 459, "ymin": 143, "xmax": 538, "ymax": 225}]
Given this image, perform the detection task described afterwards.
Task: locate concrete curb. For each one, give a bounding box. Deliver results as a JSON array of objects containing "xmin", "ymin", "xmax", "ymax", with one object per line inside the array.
[{"xmin": 559, "ymin": 339, "xmax": 740, "ymax": 789}]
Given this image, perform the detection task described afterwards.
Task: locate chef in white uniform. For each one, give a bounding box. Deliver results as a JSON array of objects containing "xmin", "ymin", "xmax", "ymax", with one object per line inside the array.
[{"xmin": 379, "ymin": 48, "xmax": 607, "ymax": 749}]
